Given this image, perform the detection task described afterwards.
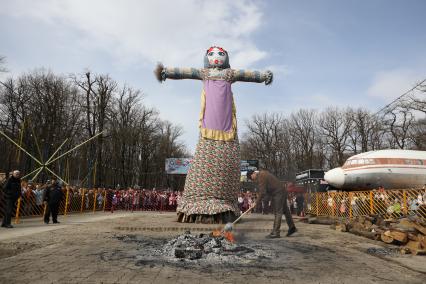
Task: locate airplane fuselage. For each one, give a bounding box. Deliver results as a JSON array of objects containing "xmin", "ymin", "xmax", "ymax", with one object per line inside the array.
[{"xmin": 324, "ymin": 150, "xmax": 426, "ymax": 190}]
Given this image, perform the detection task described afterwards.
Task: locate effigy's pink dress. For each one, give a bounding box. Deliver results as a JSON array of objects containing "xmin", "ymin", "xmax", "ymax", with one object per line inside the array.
[{"xmin": 177, "ymin": 79, "xmax": 240, "ymax": 222}]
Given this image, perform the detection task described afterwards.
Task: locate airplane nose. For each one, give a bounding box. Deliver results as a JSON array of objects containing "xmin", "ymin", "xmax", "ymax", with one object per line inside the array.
[{"xmin": 324, "ymin": 168, "xmax": 345, "ymax": 188}]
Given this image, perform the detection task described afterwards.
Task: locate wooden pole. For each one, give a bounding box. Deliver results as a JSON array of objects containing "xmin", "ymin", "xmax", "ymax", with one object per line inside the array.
[
  {"xmin": 47, "ymin": 132, "xmax": 103, "ymax": 166},
  {"xmin": 64, "ymin": 186, "xmax": 70, "ymax": 216},
  {"xmin": 103, "ymin": 190, "xmax": 107, "ymax": 211},
  {"xmin": 80, "ymin": 189, "xmax": 85, "ymax": 212},
  {"xmin": 45, "ymin": 138, "xmax": 69, "ymax": 164},
  {"xmin": 93, "ymin": 189, "xmax": 97, "ymax": 213},
  {"xmin": 316, "ymin": 193, "xmax": 319, "ymax": 216},
  {"xmin": 14, "ymin": 197, "xmax": 22, "ymax": 224},
  {"xmin": 16, "ymin": 121, "xmax": 25, "ymax": 164},
  {"xmin": 0, "ymin": 130, "xmax": 43, "ymax": 165},
  {"xmin": 403, "ymin": 190, "xmax": 408, "ymax": 216}
]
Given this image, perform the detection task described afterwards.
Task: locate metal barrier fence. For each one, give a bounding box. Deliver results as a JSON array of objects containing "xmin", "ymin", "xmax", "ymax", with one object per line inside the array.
[
  {"xmin": 3, "ymin": 188, "xmax": 425, "ymax": 224},
  {"xmin": 0, "ymin": 188, "xmax": 178, "ymax": 224},
  {"xmin": 306, "ymin": 189, "xmax": 426, "ymax": 220}
]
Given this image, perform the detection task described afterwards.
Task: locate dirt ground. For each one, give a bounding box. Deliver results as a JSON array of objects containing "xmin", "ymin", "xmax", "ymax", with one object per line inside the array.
[{"xmin": 0, "ymin": 212, "xmax": 425, "ymax": 284}]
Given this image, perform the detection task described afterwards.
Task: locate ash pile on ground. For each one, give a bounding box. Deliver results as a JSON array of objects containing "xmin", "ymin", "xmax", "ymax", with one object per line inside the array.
[
  {"xmin": 158, "ymin": 231, "xmax": 275, "ymax": 263},
  {"xmin": 112, "ymin": 231, "xmax": 277, "ymax": 268}
]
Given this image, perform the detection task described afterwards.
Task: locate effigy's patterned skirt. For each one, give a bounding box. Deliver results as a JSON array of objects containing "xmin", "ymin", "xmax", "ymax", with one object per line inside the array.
[{"xmin": 177, "ymin": 137, "xmax": 240, "ymax": 220}]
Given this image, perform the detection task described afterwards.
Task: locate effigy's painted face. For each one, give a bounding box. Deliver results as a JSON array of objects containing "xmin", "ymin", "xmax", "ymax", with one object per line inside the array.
[
  {"xmin": 204, "ymin": 46, "xmax": 230, "ymax": 69},
  {"xmin": 207, "ymin": 47, "xmax": 227, "ymax": 67}
]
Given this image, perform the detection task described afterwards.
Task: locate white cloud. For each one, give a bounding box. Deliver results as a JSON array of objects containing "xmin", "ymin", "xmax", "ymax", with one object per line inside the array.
[
  {"xmin": 367, "ymin": 69, "xmax": 425, "ymax": 100},
  {"xmin": 2, "ymin": 0, "xmax": 267, "ymax": 68},
  {"xmin": 263, "ymin": 64, "xmax": 292, "ymax": 77}
]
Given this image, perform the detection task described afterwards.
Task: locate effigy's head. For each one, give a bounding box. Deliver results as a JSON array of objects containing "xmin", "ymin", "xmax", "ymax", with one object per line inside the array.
[{"xmin": 204, "ymin": 46, "xmax": 230, "ymax": 69}]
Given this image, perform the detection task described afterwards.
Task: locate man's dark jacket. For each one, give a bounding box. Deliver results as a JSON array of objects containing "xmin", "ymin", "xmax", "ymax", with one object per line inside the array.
[
  {"xmin": 3, "ymin": 176, "xmax": 21, "ymax": 201},
  {"xmin": 255, "ymin": 170, "xmax": 286, "ymax": 203},
  {"xmin": 44, "ymin": 185, "xmax": 63, "ymax": 204}
]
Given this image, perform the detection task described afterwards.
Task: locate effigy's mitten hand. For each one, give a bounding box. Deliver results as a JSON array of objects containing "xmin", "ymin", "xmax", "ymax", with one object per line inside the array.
[
  {"xmin": 154, "ymin": 63, "xmax": 167, "ymax": 82},
  {"xmin": 265, "ymin": 70, "xmax": 273, "ymax": 85}
]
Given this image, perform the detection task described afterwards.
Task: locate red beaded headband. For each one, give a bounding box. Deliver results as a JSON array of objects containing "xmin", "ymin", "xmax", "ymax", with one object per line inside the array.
[{"xmin": 206, "ymin": 46, "xmax": 227, "ymax": 54}]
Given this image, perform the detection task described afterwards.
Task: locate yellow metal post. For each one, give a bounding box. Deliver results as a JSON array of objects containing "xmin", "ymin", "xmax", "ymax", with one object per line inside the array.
[
  {"xmin": 93, "ymin": 189, "xmax": 97, "ymax": 213},
  {"xmin": 316, "ymin": 193, "xmax": 319, "ymax": 216},
  {"xmin": 103, "ymin": 190, "xmax": 107, "ymax": 211},
  {"xmin": 64, "ymin": 186, "xmax": 70, "ymax": 216},
  {"xmin": 369, "ymin": 191, "xmax": 374, "ymax": 214},
  {"xmin": 403, "ymin": 190, "xmax": 407, "ymax": 215},
  {"xmin": 80, "ymin": 189, "xmax": 85, "ymax": 212},
  {"xmin": 349, "ymin": 192, "xmax": 353, "ymax": 219},
  {"xmin": 14, "ymin": 197, "xmax": 22, "ymax": 224},
  {"xmin": 93, "ymin": 160, "xmax": 97, "ymax": 187},
  {"xmin": 43, "ymin": 203, "xmax": 47, "ymax": 219}
]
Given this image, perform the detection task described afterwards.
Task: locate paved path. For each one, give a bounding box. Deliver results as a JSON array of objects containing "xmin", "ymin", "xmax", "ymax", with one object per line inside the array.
[
  {"xmin": 0, "ymin": 212, "xmax": 425, "ymax": 284},
  {"xmin": 0, "ymin": 212, "xmax": 135, "ymax": 241}
]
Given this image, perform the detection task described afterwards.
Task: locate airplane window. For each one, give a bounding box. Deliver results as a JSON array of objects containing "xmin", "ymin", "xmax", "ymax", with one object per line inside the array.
[
  {"xmin": 358, "ymin": 159, "xmax": 365, "ymax": 165},
  {"xmin": 368, "ymin": 159, "xmax": 375, "ymax": 164},
  {"xmin": 404, "ymin": 159, "xmax": 412, "ymax": 165},
  {"xmin": 417, "ymin": 160, "xmax": 424, "ymax": 165}
]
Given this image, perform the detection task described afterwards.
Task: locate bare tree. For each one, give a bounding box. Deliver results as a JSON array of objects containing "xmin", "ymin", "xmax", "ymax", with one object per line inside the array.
[
  {"xmin": 0, "ymin": 70, "xmax": 82, "ymax": 178},
  {"xmin": 0, "ymin": 56, "xmax": 7, "ymax": 73},
  {"xmin": 405, "ymin": 81, "xmax": 426, "ymax": 114},
  {"xmin": 408, "ymin": 118, "xmax": 426, "ymax": 150},
  {"xmin": 72, "ymin": 72, "xmax": 116, "ymax": 186},
  {"xmin": 383, "ymin": 105, "xmax": 415, "ymax": 149},
  {"xmin": 318, "ymin": 107, "xmax": 352, "ymax": 168},
  {"xmin": 347, "ymin": 108, "xmax": 384, "ymax": 153},
  {"xmin": 242, "ymin": 113, "xmax": 291, "ymax": 178},
  {"xmin": 289, "ymin": 109, "xmax": 318, "ymax": 171}
]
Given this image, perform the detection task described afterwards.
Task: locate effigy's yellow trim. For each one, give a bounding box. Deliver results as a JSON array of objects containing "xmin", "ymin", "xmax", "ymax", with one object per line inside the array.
[
  {"xmin": 200, "ymin": 127, "xmax": 236, "ymax": 141},
  {"xmin": 199, "ymin": 89, "xmax": 237, "ymax": 141},
  {"xmin": 199, "ymin": 89, "xmax": 206, "ymax": 129}
]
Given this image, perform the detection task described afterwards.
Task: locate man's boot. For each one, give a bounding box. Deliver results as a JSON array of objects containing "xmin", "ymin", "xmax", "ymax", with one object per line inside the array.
[
  {"xmin": 286, "ymin": 226, "xmax": 297, "ymax": 237},
  {"xmin": 266, "ymin": 214, "xmax": 281, "ymax": 238}
]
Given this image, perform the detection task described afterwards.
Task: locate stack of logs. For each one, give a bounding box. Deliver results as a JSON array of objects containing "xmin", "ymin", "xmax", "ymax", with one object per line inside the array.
[{"xmin": 332, "ymin": 215, "xmax": 426, "ymax": 255}]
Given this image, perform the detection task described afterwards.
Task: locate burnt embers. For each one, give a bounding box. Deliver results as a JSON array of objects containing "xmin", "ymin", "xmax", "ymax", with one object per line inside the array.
[{"xmin": 162, "ymin": 231, "xmax": 259, "ymax": 261}]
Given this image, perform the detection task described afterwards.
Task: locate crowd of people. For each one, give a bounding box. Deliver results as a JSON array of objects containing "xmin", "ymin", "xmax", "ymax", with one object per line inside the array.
[
  {"xmin": 238, "ymin": 191, "xmax": 306, "ymax": 216},
  {"xmin": 9, "ymin": 170, "xmax": 426, "ymax": 228},
  {"xmin": 106, "ymin": 189, "xmax": 181, "ymax": 212},
  {"xmin": 324, "ymin": 186, "xmax": 426, "ymax": 217},
  {"xmin": 0, "ymin": 171, "xmax": 185, "ymax": 226},
  {"xmin": 1, "ymin": 170, "xmax": 309, "ymax": 228}
]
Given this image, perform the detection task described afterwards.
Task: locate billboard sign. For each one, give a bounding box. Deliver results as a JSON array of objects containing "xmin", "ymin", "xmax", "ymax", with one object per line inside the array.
[
  {"xmin": 240, "ymin": 160, "xmax": 259, "ymax": 182},
  {"xmin": 240, "ymin": 160, "xmax": 259, "ymax": 172},
  {"xmin": 165, "ymin": 159, "xmax": 259, "ymax": 177},
  {"xmin": 165, "ymin": 158, "xmax": 192, "ymax": 174}
]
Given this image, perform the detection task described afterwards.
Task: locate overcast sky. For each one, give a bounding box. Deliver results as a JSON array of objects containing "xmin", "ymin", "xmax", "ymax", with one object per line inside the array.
[{"xmin": 1, "ymin": 0, "xmax": 426, "ymax": 153}]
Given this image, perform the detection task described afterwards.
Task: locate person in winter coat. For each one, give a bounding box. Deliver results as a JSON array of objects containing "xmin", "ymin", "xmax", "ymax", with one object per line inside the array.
[
  {"xmin": 43, "ymin": 178, "xmax": 63, "ymax": 224},
  {"xmin": 247, "ymin": 169, "xmax": 297, "ymax": 238},
  {"xmin": 2, "ymin": 170, "xmax": 22, "ymax": 228}
]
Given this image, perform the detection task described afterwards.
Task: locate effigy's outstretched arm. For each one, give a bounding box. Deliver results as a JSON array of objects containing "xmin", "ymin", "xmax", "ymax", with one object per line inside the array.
[
  {"xmin": 154, "ymin": 63, "xmax": 202, "ymax": 82},
  {"xmin": 231, "ymin": 69, "xmax": 273, "ymax": 85}
]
